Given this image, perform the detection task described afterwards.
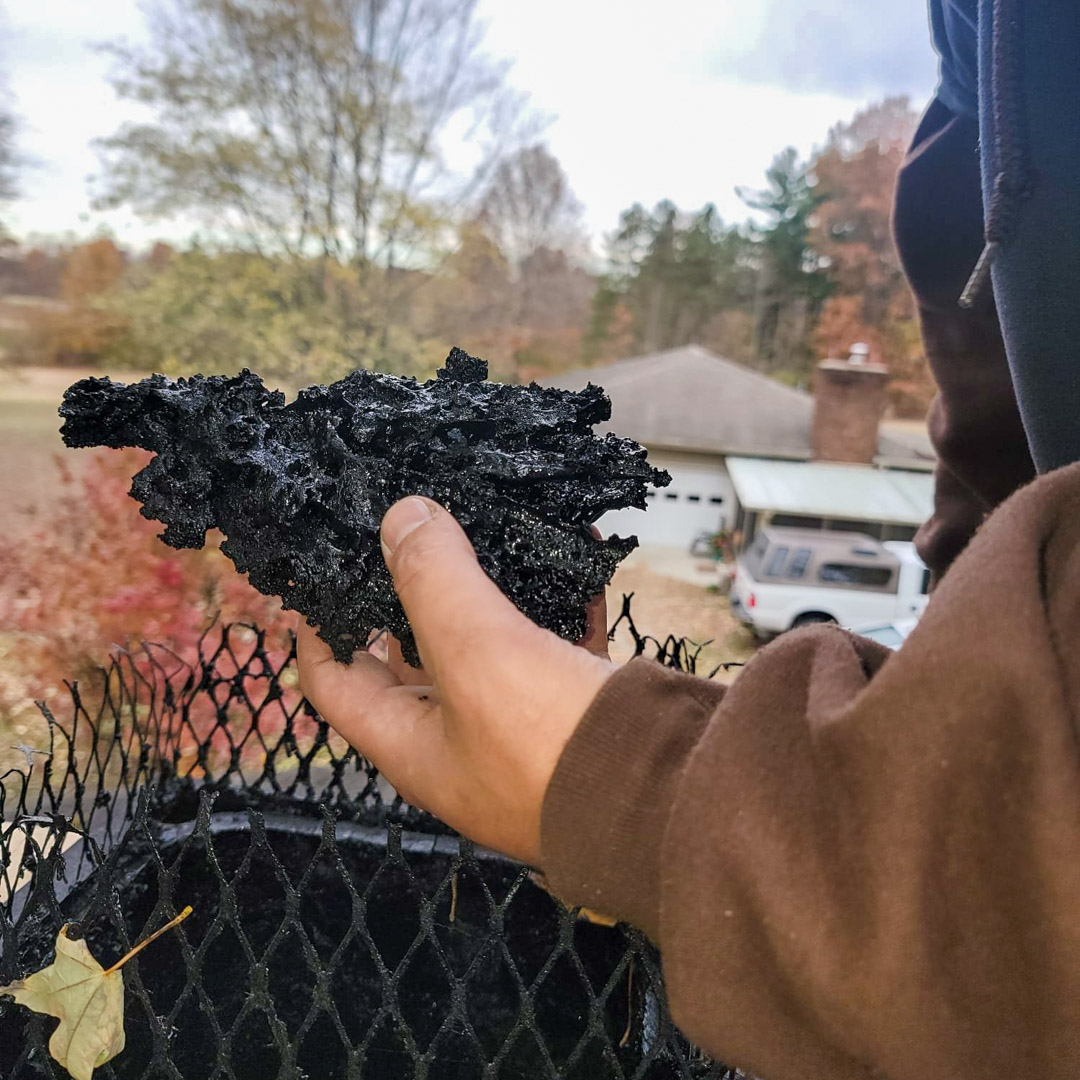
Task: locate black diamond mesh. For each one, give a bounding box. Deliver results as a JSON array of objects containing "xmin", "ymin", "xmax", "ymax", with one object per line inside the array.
[{"xmin": 0, "ymin": 608, "xmax": 746, "ymax": 1080}]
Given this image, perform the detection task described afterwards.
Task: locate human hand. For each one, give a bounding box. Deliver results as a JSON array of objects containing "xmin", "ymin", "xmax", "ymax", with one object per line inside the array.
[{"xmin": 297, "ymin": 496, "xmax": 614, "ymax": 866}]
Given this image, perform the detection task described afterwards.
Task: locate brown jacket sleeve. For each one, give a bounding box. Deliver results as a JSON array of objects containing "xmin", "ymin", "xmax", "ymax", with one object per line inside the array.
[{"xmin": 541, "ymin": 465, "xmax": 1080, "ymax": 1080}]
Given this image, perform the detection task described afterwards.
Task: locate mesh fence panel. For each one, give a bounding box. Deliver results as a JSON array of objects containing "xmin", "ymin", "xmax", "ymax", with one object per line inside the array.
[{"xmin": 0, "ymin": 608, "xmax": 745, "ymax": 1080}]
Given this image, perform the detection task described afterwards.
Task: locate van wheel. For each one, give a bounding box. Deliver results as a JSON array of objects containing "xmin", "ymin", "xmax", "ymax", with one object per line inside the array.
[{"xmin": 792, "ymin": 612, "xmax": 837, "ymax": 629}]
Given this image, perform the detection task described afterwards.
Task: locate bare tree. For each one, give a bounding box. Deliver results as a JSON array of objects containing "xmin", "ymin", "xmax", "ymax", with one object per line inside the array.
[
  {"xmin": 475, "ymin": 143, "xmax": 584, "ymax": 269},
  {"xmin": 0, "ymin": 7, "xmax": 18, "ymax": 224},
  {"xmin": 0, "ymin": 108, "xmax": 14, "ymax": 205},
  {"xmin": 95, "ymin": 0, "xmax": 532, "ymax": 269}
]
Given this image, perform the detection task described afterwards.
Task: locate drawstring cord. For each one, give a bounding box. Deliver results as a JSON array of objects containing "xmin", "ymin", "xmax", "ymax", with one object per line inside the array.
[{"xmin": 959, "ymin": 0, "xmax": 1035, "ymax": 309}]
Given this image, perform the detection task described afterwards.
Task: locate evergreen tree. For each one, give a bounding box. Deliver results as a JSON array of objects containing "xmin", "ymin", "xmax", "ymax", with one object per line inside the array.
[
  {"xmin": 586, "ymin": 201, "xmax": 749, "ymax": 361},
  {"xmin": 738, "ymin": 147, "xmax": 830, "ymax": 375}
]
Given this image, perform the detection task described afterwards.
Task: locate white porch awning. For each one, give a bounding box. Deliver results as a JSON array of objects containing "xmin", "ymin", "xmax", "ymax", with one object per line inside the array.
[{"xmin": 726, "ymin": 457, "xmax": 934, "ymax": 526}]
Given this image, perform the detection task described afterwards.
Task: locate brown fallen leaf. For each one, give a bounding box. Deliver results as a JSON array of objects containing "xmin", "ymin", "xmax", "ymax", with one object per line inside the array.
[
  {"xmin": 1, "ymin": 906, "xmax": 192, "ymax": 1080},
  {"xmin": 528, "ymin": 871, "xmax": 619, "ymax": 927}
]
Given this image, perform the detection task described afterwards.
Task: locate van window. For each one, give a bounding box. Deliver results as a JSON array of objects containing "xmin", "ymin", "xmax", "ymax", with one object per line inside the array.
[
  {"xmin": 883, "ymin": 524, "xmax": 920, "ymax": 542},
  {"xmin": 765, "ymin": 546, "xmax": 790, "ymax": 576},
  {"xmin": 771, "ymin": 513, "xmax": 825, "ymax": 530},
  {"xmin": 788, "ymin": 548, "xmax": 812, "ymax": 579},
  {"xmin": 819, "ymin": 563, "xmax": 894, "ymax": 588}
]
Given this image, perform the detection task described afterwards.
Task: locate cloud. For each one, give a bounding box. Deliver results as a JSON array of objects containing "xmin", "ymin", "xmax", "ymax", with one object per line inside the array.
[
  {"xmin": 708, "ymin": 0, "xmax": 939, "ymax": 102},
  {"xmin": 7, "ymin": 0, "xmax": 937, "ymax": 246}
]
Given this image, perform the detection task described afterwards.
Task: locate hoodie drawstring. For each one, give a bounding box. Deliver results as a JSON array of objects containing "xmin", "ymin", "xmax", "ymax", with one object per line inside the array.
[{"xmin": 959, "ymin": 0, "xmax": 1036, "ymax": 309}]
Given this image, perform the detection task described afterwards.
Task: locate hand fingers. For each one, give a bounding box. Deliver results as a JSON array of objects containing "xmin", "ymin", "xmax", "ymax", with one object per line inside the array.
[
  {"xmin": 366, "ymin": 628, "xmax": 389, "ymax": 662},
  {"xmin": 296, "ymin": 621, "xmax": 448, "ymax": 811},
  {"xmin": 577, "ymin": 591, "xmax": 610, "ymax": 658},
  {"xmin": 386, "ymin": 635, "xmax": 430, "ymax": 685},
  {"xmin": 297, "ymin": 620, "xmax": 419, "ymax": 766},
  {"xmin": 380, "ymin": 497, "xmax": 535, "ymax": 683},
  {"xmin": 297, "ymin": 620, "xmax": 400, "ymax": 722}
]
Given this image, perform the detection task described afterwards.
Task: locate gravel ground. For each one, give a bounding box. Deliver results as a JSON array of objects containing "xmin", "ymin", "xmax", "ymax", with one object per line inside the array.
[{"xmin": 606, "ymin": 552, "xmax": 757, "ymax": 680}]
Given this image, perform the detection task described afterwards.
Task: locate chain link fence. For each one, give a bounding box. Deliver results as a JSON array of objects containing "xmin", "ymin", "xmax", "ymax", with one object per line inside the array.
[{"xmin": 0, "ymin": 609, "xmax": 744, "ymax": 1080}]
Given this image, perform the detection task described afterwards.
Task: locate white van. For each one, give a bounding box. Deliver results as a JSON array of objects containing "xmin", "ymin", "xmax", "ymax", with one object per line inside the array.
[{"xmin": 729, "ymin": 526, "xmax": 930, "ymax": 638}]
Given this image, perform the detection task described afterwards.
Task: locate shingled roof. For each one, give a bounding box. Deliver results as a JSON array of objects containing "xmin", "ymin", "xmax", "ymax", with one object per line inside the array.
[{"xmin": 543, "ymin": 345, "xmax": 934, "ymax": 468}]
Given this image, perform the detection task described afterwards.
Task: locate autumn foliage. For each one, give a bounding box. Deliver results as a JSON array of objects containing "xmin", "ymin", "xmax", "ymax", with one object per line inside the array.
[
  {"xmin": 810, "ymin": 99, "xmax": 931, "ymax": 415},
  {"xmin": 0, "ymin": 450, "xmax": 298, "ymax": 757},
  {"xmin": 3, "ymin": 239, "xmax": 131, "ymax": 368},
  {"xmin": 1, "ymin": 98, "xmax": 936, "ymax": 408}
]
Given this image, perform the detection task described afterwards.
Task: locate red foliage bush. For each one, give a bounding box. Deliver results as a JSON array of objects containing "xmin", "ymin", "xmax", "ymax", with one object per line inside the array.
[{"xmin": 0, "ymin": 450, "xmax": 302, "ymax": 765}]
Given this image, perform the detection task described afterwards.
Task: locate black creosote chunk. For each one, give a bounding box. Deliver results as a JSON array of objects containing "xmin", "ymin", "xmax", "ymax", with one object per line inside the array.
[{"xmin": 59, "ymin": 347, "xmax": 671, "ymax": 666}]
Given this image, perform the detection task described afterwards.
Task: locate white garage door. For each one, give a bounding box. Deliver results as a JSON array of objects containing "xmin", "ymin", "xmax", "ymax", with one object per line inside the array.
[{"xmin": 597, "ymin": 456, "xmax": 734, "ymax": 549}]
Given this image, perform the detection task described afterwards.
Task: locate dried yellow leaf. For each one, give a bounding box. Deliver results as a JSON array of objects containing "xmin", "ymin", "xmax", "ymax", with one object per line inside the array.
[
  {"xmin": 1, "ymin": 927, "xmax": 124, "ymax": 1080},
  {"xmin": 1, "ymin": 907, "xmax": 192, "ymax": 1080},
  {"xmin": 528, "ymin": 871, "xmax": 619, "ymax": 926}
]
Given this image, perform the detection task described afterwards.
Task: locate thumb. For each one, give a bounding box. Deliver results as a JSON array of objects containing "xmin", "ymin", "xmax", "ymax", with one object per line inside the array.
[{"xmin": 380, "ymin": 496, "xmax": 527, "ymax": 680}]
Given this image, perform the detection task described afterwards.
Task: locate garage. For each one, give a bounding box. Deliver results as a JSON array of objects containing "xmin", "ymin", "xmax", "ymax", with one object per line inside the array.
[
  {"xmin": 545, "ymin": 345, "xmax": 934, "ymax": 553},
  {"xmin": 598, "ymin": 451, "xmax": 735, "ymax": 548}
]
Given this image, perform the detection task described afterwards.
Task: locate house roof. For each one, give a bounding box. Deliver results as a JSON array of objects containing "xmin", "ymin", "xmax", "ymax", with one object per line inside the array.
[
  {"xmin": 726, "ymin": 456, "xmax": 935, "ymax": 526},
  {"xmin": 543, "ymin": 345, "xmax": 934, "ymax": 468}
]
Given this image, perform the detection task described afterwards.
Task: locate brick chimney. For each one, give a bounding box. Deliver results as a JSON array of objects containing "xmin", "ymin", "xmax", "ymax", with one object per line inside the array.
[{"xmin": 811, "ymin": 343, "xmax": 888, "ymax": 464}]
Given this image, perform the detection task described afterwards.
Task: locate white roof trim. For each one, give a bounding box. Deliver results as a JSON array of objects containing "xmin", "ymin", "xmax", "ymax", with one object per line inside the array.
[{"xmin": 726, "ymin": 457, "xmax": 934, "ymax": 526}]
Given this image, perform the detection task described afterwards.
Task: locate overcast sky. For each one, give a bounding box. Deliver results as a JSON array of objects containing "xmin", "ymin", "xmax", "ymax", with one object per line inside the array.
[{"xmin": 2, "ymin": 0, "xmax": 939, "ymax": 250}]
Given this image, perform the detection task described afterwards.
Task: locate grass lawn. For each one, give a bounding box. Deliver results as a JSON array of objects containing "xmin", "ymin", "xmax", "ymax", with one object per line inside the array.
[
  {"xmin": 0, "ymin": 397, "xmax": 69, "ymax": 529},
  {"xmin": 0, "ymin": 366, "xmax": 150, "ymax": 535}
]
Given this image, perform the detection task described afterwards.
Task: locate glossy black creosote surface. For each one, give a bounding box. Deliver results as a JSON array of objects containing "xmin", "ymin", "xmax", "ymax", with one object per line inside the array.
[{"xmin": 60, "ymin": 348, "xmax": 669, "ymax": 665}]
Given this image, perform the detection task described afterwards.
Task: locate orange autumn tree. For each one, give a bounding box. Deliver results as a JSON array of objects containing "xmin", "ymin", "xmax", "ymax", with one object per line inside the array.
[
  {"xmin": 810, "ymin": 98, "xmax": 931, "ymax": 416},
  {"xmin": 31, "ymin": 237, "xmax": 131, "ymax": 365}
]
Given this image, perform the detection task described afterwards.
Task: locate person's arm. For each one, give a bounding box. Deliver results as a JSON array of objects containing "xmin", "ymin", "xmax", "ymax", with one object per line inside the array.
[{"xmin": 299, "ymin": 473, "xmax": 1080, "ymax": 1080}]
